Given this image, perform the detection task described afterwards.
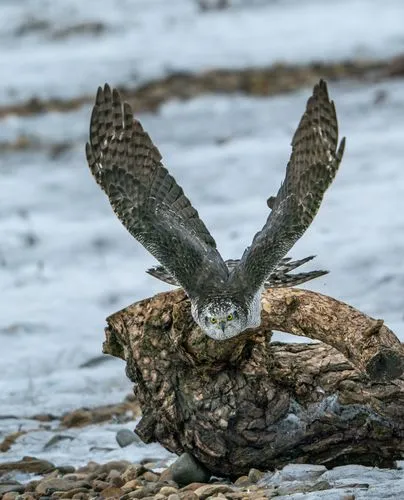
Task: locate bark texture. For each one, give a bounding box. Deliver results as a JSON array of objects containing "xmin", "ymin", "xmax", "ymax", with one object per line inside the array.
[{"xmin": 103, "ymin": 288, "xmax": 404, "ymax": 476}]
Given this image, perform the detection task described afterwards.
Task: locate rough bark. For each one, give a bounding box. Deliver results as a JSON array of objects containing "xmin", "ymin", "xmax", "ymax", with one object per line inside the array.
[{"xmin": 103, "ymin": 288, "xmax": 404, "ymax": 476}]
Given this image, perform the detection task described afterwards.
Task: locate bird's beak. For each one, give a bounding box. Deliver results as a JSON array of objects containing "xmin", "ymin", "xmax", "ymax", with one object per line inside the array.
[{"xmin": 219, "ymin": 321, "xmax": 226, "ymax": 332}]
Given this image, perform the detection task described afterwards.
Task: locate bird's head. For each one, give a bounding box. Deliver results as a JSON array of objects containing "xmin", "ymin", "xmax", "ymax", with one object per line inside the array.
[{"xmin": 192, "ymin": 298, "xmax": 248, "ymax": 340}]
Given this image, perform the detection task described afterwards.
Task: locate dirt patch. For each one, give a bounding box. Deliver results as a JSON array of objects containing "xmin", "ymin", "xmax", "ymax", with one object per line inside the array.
[{"xmin": 1, "ymin": 55, "xmax": 404, "ymax": 120}]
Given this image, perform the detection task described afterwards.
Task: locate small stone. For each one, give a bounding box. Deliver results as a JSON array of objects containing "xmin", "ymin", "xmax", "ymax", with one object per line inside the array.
[
  {"xmin": 58, "ymin": 488, "xmax": 89, "ymax": 498},
  {"xmin": 91, "ymin": 471, "xmax": 108, "ymax": 482},
  {"xmin": 99, "ymin": 486, "xmax": 123, "ymax": 498},
  {"xmin": 0, "ymin": 456, "xmax": 55, "ymax": 475},
  {"xmin": 0, "ymin": 483, "xmax": 25, "ymax": 495},
  {"xmin": 280, "ymin": 463, "xmax": 327, "ymax": 482},
  {"xmin": 234, "ymin": 475, "xmax": 250, "ymax": 486},
  {"xmin": 167, "ymin": 494, "xmax": 180, "ymax": 500},
  {"xmin": 93, "ymin": 480, "xmax": 110, "ymax": 491},
  {"xmin": 24, "ymin": 480, "xmax": 40, "ymax": 492},
  {"xmin": 3, "ymin": 492, "xmax": 19, "ymax": 500},
  {"xmin": 248, "ymin": 468, "xmax": 264, "ymax": 483},
  {"xmin": 60, "ymin": 487, "xmax": 90, "ymax": 498},
  {"xmin": 142, "ymin": 461, "xmax": 160, "ymax": 469},
  {"xmin": 223, "ymin": 492, "xmax": 244, "ymax": 499},
  {"xmin": 100, "ymin": 461, "xmax": 131, "ymax": 474},
  {"xmin": 193, "ymin": 484, "xmax": 235, "ymax": 499},
  {"xmin": 170, "ymin": 453, "xmax": 211, "ymax": 486},
  {"xmin": 180, "ymin": 483, "xmax": 207, "ymax": 492},
  {"xmin": 160, "ymin": 486, "xmax": 179, "ymax": 496},
  {"xmin": 127, "ymin": 487, "xmax": 149, "ymax": 499},
  {"xmin": 116, "ymin": 429, "xmax": 141, "ymax": 448},
  {"xmin": 62, "ymin": 474, "xmax": 90, "ymax": 481},
  {"xmin": 178, "ymin": 493, "xmax": 198, "ymax": 500},
  {"xmin": 57, "ymin": 466, "xmax": 76, "ymax": 474},
  {"xmin": 122, "ymin": 479, "xmax": 140, "ymax": 492},
  {"xmin": 121, "ymin": 464, "xmax": 146, "ymax": 482},
  {"xmin": 72, "ymin": 494, "xmax": 89, "ymax": 500},
  {"xmin": 36, "ymin": 478, "xmax": 90, "ymax": 495},
  {"xmin": 142, "ymin": 471, "xmax": 160, "ymax": 482},
  {"xmin": 308, "ymin": 480, "xmax": 332, "ymax": 492},
  {"xmin": 106, "ymin": 469, "xmax": 122, "ymax": 482},
  {"xmin": 159, "ymin": 468, "xmax": 174, "ymax": 483}
]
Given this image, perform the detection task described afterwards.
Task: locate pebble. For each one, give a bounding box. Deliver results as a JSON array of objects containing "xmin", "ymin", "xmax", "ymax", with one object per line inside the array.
[
  {"xmin": 233, "ymin": 475, "xmax": 250, "ymax": 486},
  {"xmin": 280, "ymin": 464, "xmax": 327, "ymax": 482},
  {"xmin": 0, "ymin": 483, "xmax": 25, "ymax": 494},
  {"xmin": 179, "ymin": 493, "xmax": 198, "ymax": 500},
  {"xmin": 116, "ymin": 428, "xmax": 142, "ymax": 448},
  {"xmin": 170, "ymin": 453, "xmax": 211, "ymax": 486},
  {"xmin": 0, "ymin": 456, "xmax": 55, "ymax": 475},
  {"xmin": 159, "ymin": 486, "xmax": 179, "ymax": 496},
  {"xmin": 248, "ymin": 468, "xmax": 265, "ymax": 483},
  {"xmin": 167, "ymin": 494, "xmax": 180, "ymax": 500},
  {"xmin": 193, "ymin": 484, "xmax": 235, "ymax": 499},
  {"xmin": 142, "ymin": 471, "xmax": 160, "ymax": 482},
  {"xmin": 3, "ymin": 493, "xmax": 19, "ymax": 500},
  {"xmin": 122, "ymin": 479, "xmax": 140, "ymax": 492},
  {"xmin": 35, "ymin": 478, "xmax": 90, "ymax": 495},
  {"xmin": 121, "ymin": 464, "xmax": 147, "ymax": 482},
  {"xmin": 99, "ymin": 485, "xmax": 123, "ymax": 497}
]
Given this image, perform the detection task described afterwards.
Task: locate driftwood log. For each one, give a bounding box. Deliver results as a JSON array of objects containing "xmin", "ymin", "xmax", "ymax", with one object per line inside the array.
[{"xmin": 103, "ymin": 288, "xmax": 404, "ymax": 476}]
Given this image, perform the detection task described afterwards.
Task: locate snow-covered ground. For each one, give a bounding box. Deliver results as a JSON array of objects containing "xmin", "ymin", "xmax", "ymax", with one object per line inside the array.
[
  {"xmin": 1, "ymin": 0, "xmax": 404, "ymax": 103},
  {"xmin": 1, "ymin": 0, "xmax": 403, "ymax": 471}
]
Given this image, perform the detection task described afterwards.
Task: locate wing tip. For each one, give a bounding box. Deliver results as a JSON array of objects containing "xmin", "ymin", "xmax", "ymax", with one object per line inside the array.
[{"xmin": 338, "ymin": 136, "xmax": 346, "ymax": 160}]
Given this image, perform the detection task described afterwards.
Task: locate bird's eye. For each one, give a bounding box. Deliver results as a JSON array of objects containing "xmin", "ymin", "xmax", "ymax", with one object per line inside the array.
[
  {"xmin": 210, "ymin": 317, "xmax": 217, "ymax": 324},
  {"xmin": 227, "ymin": 313, "xmax": 233, "ymax": 321}
]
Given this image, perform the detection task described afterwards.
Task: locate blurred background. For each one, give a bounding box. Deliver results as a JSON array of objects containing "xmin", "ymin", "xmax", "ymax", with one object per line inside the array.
[{"xmin": 1, "ymin": 0, "xmax": 404, "ymax": 467}]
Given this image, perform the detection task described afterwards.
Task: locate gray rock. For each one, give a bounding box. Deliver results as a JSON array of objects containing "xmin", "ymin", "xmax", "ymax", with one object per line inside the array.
[
  {"xmin": 355, "ymin": 478, "xmax": 404, "ymax": 499},
  {"xmin": 193, "ymin": 484, "xmax": 235, "ymax": 499},
  {"xmin": 322, "ymin": 464, "xmax": 403, "ymax": 487},
  {"xmin": 170, "ymin": 452, "xmax": 211, "ymax": 486},
  {"xmin": 0, "ymin": 457, "xmax": 55, "ymax": 475},
  {"xmin": 116, "ymin": 428, "xmax": 142, "ymax": 448},
  {"xmin": 248, "ymin": 467, "xmax": 264, "ymax": 483},
  {"xmin": 56, "ymin": 465, "xmax": 75, "ymax": 474},
  {"xmin": 0, "ymin": 482, "xmax": 25, "ymax": 494},
  {"xmin": 280, "ymin": 463, "xmax": 327, "ymax": 482},
  {"xmin": 35, "ymin": 478, "xmax": 90, "ymax": 495}
]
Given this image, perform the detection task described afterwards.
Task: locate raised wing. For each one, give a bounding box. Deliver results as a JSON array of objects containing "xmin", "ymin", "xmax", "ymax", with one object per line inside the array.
[
  {"xmin": 232, "ymin": 80, "xmax": 345, "ymax": 296},
  {"xmin": 86, "ymin": 84, "xmax": 228, "ymax": 298}
]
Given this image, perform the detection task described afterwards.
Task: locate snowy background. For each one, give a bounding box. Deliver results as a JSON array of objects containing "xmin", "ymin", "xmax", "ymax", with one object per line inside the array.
[{"xmin": 1, "ymin": 0, "xmax": 404, "ymax": 468}]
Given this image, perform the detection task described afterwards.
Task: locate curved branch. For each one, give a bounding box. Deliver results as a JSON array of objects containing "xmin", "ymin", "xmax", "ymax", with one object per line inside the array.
[{"xmin": 261, "ymin": 288, "xmax": 404, "ymax": 380}]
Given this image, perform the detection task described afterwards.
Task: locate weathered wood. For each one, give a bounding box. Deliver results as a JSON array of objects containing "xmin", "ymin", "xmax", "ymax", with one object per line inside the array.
[
  {"xmin": 103, "ymin": 288, "xmax": 404, "ymax": 476},
  {"xmin": 261, "ymin": 288, "xmax": 404, "ymax": 380}
]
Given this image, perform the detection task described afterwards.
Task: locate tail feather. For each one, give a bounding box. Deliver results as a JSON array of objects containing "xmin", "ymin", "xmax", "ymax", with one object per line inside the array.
[{"xmin": 147, "ymin": 255, "xmax": 328, "ymax": 289}]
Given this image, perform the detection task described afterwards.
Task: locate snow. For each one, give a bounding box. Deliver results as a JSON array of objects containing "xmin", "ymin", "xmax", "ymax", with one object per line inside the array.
[
  {"xmin": 0, "ymin": 0, "xmax": 403, "ymax": 475},
  {"xmin": 1, "ymin": 0, "xmax": 404, "ymax": 103}
]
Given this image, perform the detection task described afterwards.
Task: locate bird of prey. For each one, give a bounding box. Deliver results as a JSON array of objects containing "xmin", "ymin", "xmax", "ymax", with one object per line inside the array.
[{"xmin": 86, "ymin": 80, "xmax": 345, "ymax": 340}]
